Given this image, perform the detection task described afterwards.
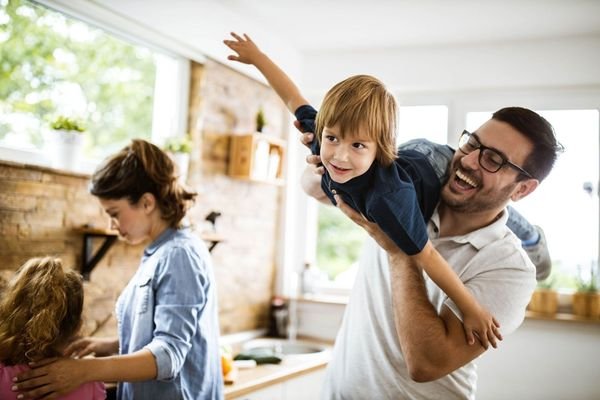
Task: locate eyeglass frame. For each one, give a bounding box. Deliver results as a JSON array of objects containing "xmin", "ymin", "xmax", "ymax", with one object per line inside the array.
[{"xmin": 458, "ymin": 130, "xmax": 535, "ymax": 180}]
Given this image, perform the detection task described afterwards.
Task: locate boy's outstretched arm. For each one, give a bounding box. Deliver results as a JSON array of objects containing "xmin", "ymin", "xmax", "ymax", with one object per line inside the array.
[{"xmin": 224, "ymin": 32, "xmax": 308, "ymax": 114}]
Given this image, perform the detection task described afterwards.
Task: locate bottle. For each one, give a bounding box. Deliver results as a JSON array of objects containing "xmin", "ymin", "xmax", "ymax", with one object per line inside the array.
[{"xmin": 267, "ymin": 296, "xmax": 288, "ymax": 338}]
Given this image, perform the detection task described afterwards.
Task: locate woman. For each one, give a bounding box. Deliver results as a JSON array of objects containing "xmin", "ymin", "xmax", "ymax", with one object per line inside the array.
[{"xmin": 13, "ymin": 139, "xmax": 223, "ymax": 400}]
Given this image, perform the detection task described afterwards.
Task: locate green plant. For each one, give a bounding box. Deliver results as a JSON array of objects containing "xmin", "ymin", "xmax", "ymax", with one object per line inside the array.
[
  {"xmin": 537, "ymin": 274, "xmax": 557, "ymax": 290},
  {"xmin": 164, "ymin": 136, "xmax": 192, "ymax": 154},
  {"xmin": 576, "ymin": 264, "xmax": 598, "ymax": 293},
  {"xmin": 49, "ymin": 116, "xmax": 85, "ymax": 132},
  {"xmin": 256, "ymin": 108, "xmax": 266, "ymax": 132}
]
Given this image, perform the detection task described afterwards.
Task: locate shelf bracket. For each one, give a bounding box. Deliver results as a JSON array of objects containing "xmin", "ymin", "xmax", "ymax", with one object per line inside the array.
[{"xmin": 80, "ymin": 230, "xmax": 118, "ymax": 280}]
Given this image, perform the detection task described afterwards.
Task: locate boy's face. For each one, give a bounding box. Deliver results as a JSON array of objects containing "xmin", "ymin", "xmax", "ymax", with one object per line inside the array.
[{"xmin": 320, "ymin": 124, "xmax": 377, "ymax": 183}]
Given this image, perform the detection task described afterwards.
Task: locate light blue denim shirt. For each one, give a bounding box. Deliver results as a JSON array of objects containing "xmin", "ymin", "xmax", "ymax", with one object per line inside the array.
[{"xmin": 115, "ymin": 227, "xmax": 223, "ymax": 400}]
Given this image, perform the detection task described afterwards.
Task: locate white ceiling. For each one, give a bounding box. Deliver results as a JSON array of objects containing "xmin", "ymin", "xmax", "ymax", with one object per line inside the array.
[{"xmin": 96, "ymin": 0, "xmax": 600, "ymax": 53}]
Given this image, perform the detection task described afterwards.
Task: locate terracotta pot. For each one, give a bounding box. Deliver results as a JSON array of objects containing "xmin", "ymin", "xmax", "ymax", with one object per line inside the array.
[
  {"xmin": 590, "ymin": 293, "xmax": 600, "ymax": 318},
  {"xmin": 528, "ymin": 289, "xmax": 558, "ymax": 314},
  {"xmin": 572, "ymin": 292, "xmax": 588, "ymax": 317},
  {"xmin": 572, "ymin": 292, "xmax": 600, "ymax": 318}
]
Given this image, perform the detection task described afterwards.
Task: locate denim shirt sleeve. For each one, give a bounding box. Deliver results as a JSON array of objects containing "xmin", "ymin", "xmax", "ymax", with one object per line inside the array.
[{"xmin": 144, "ymin": 245, "xmax": 209, "ymax": 381}]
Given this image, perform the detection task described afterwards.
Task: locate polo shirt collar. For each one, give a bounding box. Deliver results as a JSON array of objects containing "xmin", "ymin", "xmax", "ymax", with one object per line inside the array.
[{"xmin": 429, "ymin": 206, "xmax": 509, "ymax": 250}]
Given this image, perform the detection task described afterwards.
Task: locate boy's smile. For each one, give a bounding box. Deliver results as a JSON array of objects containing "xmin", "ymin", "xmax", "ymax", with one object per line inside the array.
[{"xmin": 320, "ymin": 124, "xmax": 377, "ymax": 183}]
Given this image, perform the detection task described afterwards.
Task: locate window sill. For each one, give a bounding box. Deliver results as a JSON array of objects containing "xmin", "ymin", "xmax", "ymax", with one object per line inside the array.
[
  {"xmin": 295, "ymin": 294, "xmax": 600, "ymax": 325},
  {"xmin": 525, "ymin": 310, "xmax": 600, "ymax": 325},
  {"xmin": 0, "ymin": 146, "xmax": 96, "ymax": 177},
  {"xmin": 0, "ymin": 158, "xmax": 91, "ymax": 179}
]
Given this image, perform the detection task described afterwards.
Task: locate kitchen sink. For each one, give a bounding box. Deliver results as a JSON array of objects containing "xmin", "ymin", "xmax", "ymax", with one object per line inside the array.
[{"xmin": 241, "ymin": 338, "xmax": 328, "ymax": 358}]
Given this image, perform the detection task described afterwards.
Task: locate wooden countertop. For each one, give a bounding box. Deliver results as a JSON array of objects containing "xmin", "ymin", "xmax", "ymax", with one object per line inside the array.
[{"xmin": 224, "ymin": 342, "xmax": 331, "ymax": 399}]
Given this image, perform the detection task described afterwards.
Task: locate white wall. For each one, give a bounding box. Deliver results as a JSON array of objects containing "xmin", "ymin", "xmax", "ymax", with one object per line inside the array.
[
  {"xmin": 297, "ymin": 302, "xmax": 600, "ymax": 399},
  {"xmin": 301, "ymin": 36, "xmax": 600, "ymax": 95}
]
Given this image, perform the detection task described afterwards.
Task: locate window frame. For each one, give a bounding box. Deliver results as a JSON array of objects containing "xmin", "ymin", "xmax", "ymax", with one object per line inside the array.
[
  {"xmin": 0, "ymin": 0, "xmax": 193, "ymax": 174},
  {"xmin": 296, "ymin": 88, "xmax": 600, "ymax": 298}
]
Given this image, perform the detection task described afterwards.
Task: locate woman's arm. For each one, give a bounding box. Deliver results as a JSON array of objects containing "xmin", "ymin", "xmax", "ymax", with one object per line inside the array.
[
  {"xmin": 412, "ymin": 241, "xmax": 502, "ymax": 348},
  {"xmin": 13, "ymin": 350, "xmax": 157, "ymax": 399},
  {"xmin": 224, "ymin": 32, "xmax": 308, "ymax": 113}
]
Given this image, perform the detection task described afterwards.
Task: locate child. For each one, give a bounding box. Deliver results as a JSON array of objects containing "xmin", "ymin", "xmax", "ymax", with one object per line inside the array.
[
  {"xmin": 0, "ymin": 257, "xmax": 106, "ymax": 399},
  {"xmin": 224, "ymin": 32, "xmax": 529, "ymax": 348}
]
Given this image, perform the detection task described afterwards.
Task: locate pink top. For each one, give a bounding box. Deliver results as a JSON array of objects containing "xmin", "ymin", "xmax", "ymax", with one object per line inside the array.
[{"xmin": 0, "ymin": 362, "xmax": 106, "ymax": 400}]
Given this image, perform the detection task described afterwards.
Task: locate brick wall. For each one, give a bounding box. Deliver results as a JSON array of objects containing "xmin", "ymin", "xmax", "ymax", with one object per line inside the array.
[{"xmin": 0, "ymin": 58, "xmax": 289, "ymax": 336}]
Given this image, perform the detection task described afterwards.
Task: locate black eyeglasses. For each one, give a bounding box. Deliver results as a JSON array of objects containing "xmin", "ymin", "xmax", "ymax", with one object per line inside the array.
[{"xmin": 458, "ymin": 130, "xmax": 534, "ymax": 179}]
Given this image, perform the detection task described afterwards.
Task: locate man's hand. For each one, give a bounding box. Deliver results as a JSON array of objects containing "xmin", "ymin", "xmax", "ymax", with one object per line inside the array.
[
  {"xmin": 13, "ymin": 358, "xmax": 87, "ymax": 399},
  {"xmin": 334, "ymin": 194, "xmax": 399, "ymax": 254}
]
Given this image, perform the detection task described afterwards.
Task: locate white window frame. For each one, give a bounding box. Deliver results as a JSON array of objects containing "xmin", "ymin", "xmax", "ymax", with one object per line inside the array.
[{"xmin": 294, "ymin": 87, "xmax": 600, "ymax": 299}]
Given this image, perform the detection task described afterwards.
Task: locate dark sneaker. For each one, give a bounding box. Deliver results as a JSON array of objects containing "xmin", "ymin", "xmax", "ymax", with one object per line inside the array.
[{"xmin": 524, "ymin": 226, "xmax": 552, "ymax": 281}]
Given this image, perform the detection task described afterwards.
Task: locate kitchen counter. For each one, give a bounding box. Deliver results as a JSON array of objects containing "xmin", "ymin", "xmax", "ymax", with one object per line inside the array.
[{"xmin": 224, "ymin": 340, "xmax": 331, "ymax": 399}]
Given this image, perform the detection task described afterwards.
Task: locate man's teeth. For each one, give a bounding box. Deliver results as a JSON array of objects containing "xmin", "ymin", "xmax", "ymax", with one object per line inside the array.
[{"xmin": 456, "ymin": 170, "xmax": 478, "ymax": 188}]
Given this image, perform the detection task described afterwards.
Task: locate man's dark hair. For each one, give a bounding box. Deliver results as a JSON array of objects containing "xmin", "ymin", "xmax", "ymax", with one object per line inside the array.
[{"xmin": 492, "ymin": 107, "xmax": 563, "ymax": 182}]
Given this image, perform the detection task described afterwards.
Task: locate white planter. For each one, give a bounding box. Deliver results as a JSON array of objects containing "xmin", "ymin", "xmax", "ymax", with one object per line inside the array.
[
  {"xmin": 44, "ymin": 129, "xmax": 85, "ymax": 171},
  {"xmin": 169, "ymin": 152, "xmax": 190, "ymax": 183}
]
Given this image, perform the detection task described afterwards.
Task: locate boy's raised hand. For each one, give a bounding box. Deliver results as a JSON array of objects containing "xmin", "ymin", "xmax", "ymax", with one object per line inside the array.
[{"xmin": 223, "ymin": 32, "xmax": 262, "ymax": 65}]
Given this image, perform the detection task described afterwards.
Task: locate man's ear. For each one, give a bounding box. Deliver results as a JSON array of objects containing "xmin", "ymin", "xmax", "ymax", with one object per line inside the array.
[
  {"xmin": 140, "ymin": 192, "xmax": 157, "ymax": 213},
  {"xmin": 511, "ymin": 179, "xmax": 539, "ymax": 202}
]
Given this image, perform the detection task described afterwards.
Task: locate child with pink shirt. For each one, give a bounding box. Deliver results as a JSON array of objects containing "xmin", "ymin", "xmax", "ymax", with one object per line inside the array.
[{"xmin": 0, "ymin": 257, "xmax": 105, "ymax": 400}]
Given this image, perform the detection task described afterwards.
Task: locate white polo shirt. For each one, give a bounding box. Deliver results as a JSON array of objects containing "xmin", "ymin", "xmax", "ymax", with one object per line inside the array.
[{"xmin": 321, "ymin": 207, "xmax": 536, "ymax": 400}]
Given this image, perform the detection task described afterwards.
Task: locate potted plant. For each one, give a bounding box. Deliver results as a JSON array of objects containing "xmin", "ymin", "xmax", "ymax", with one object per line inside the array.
[
  {"xmin": 255, "ymin": 107, "xmax": 266, "ymax": 133},
  {"xmin": 163, "ymin": 135, "xmax": 192, "ymax": 182},
  {"xmin": 528, "ymin": 275, "xmax": 558, "ymax": 314},
  {"xmin": 45, "ymin": 115, "xmax": 86, "ymax": 170},
  {"xmin": 572, "ymin": 264, "xmax": 600, "ymax": 318}
]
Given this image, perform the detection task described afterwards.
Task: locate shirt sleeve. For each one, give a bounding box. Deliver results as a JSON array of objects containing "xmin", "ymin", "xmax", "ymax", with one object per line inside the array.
[
  {"xmin": 367, "ymin": 189, "xmax": 429, "ymax": 255},
  {"xmin": 443, "ymin": 243, "xmax": 536, "ymax": 335},
  {"xmin": 294, "ymin": 104, "xmax": 320, "ymax": 156},
  {"xmin": 144, "ymin": 245, "xmax": 209, "ymax": 381}
]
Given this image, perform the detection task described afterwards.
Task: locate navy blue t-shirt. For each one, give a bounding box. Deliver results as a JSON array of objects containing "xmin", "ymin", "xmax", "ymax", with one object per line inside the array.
[{"xmin": 295, "ymin": 104, "xmax": 440, "ymax": 255}]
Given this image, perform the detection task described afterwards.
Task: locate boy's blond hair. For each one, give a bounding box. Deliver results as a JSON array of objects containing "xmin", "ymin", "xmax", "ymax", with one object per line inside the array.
[{"xmin": 315, "ymin": 75, "xmax": 398, "ymax": 167}]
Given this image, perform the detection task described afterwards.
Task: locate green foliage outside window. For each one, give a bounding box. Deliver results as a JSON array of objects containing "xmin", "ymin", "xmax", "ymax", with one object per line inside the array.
[
  {"xmin": 0, "ymin": 0, "xmax": 156, "ymax": 157},
  {"xmin": 316, "ymin": 203, "xmax": 367, "ymax": 279}
]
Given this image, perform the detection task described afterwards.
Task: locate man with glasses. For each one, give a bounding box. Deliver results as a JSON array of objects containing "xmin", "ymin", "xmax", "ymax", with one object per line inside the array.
[{"xmin": 301, "ymin": 107, "xmax": 562, "ymax": 399}]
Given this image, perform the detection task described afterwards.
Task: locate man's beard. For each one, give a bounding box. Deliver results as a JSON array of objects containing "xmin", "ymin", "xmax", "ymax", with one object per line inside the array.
[{"xmin": 441, "ymin": 170, "xmax": 517, "ymax": 214}]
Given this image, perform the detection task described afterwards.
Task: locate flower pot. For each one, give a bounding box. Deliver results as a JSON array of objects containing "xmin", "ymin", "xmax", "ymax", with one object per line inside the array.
[
  {"xmin": 528, "ymin": 289, "xmax": 558, "ymax": 314},
  {"xmin": 44, "ymin": 129, "xmax": 84, "ymax": 171},
  {"xmin": 572, "ymin": 292, "xmax": 600, "ymax": 318}
]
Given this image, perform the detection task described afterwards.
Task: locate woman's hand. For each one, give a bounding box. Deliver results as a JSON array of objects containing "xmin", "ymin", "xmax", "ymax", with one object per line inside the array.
[
  {"xmin": 12, "ymin": 358, "xmax": 88, "ymax": 399},
  {"xmin": 223, "ymin": 32, "xmax": 263, "ymax": 65},
  {"xmin": 64, "ymin": 336, "xmax": 118, "ymax": 358}
]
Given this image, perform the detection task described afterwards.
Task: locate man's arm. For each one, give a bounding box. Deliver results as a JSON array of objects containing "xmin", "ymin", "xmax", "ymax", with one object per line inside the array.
[
  {"xmin": 224, "ymin": 32, "xmax": 308, "ymax": 114},
  {"xmin": 334, "ymin": 194, "xmax": 487, "ymax": 382}
]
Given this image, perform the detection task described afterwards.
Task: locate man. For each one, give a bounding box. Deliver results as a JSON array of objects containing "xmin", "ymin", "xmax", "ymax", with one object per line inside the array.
[{"xmin": 301, "ymin": 107, "xmax": 562, "ymax": 399}]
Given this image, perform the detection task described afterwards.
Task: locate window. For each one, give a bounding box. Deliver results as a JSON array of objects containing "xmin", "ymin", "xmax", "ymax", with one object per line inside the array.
[
  {"xmin": 467, "ymin": 110, "xmax": 599, "ymax": 289},
  {"xmin": 0, "ymin": 0, "xmax": 185, "ymax": 171},
  {"xmin": 313, "ymin": 105, "xmax": 449, "ymax": 291}
]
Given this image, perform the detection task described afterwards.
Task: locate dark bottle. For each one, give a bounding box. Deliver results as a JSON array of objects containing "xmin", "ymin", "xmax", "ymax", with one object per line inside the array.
[{"xmin": 267, "ymin": 296, "xmax": 288, "ymax": 338}]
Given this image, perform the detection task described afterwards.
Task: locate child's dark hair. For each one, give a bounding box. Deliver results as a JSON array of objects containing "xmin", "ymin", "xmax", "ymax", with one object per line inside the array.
[
  {"xmin": 0, "ymin": 257, "xmax": 83, "ymax": 365},
  {"xmin": 89, "ymin": 139, "xmax": 197, "ymax": 228}
]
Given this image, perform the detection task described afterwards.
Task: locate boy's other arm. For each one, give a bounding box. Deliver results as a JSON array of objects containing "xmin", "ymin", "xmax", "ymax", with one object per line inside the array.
[
  {"xmin": 334, "ymin": 194, "xmax": 491, "ymax": 382},
  {"xmin": 224, "ymin": 32, "xmax": 308, "ymax": 113}
]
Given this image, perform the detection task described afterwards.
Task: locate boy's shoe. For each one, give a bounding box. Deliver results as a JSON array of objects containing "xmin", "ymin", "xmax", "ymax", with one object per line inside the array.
[{"xmin": 524, "ymin": 226, "xmax": 551, "ymax": 281}]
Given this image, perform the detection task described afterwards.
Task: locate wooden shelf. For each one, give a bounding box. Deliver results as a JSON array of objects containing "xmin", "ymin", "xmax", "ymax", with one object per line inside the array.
[
  {"xmin": 201, "ymin": 231, "xmax": 224, "ymax": 252},
  {"xmin": 228, "ymin": 133, "xmax": 286, "ymax": 184}
]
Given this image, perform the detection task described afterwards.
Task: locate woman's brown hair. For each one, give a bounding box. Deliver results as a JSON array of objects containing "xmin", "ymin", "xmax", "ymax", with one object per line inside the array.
[
  {"xmin": 0, "ymin": 257, "xmax": 83, "ymax": 365},
  {"xmin": 89, "ymin": 139, "xmax": 197, "ymax": 228}
]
